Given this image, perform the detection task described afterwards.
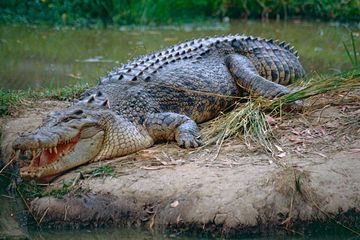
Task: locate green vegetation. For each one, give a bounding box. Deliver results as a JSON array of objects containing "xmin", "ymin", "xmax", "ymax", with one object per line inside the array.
[
  {"xmin": 14, "ymin": 166, "xmax": 115, "ymax": 200},
  {"xmin": 13, "ymin": 166, "xmax": 114, "ymax": 201},
  {"xmin": 0, "ymin": 89, "xmax": 21, "ymax": 116},
  {"xmin": 343, "ymin": 32, "xmax": 359, "ymax": 70},
  {"xmin": 88, "ymin": 165, "xmax": 115, "ymax": 178},
  {"xmin": 45, "ymin": 180, "xmax": 74, "ymax": 198},
  {"xmin": 0, "ymin": 0, "xmax": 359, "ymax": 27},
  {"xmin": 0, "ymin": 83, "xmax": 89, "ymax": 116},
  {"xmin": 16, "ymin": 179, "xmax": 43, "ymax": 199},
  {"xmin": 17, "ymin": 179, "xmax": 74, "ymax": 199}
]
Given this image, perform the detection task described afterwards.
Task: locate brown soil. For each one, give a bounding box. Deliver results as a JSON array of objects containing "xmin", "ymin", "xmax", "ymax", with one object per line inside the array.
[{"xmin": 1, "ymin": 93, "xmax": 359, "ymax": 237}]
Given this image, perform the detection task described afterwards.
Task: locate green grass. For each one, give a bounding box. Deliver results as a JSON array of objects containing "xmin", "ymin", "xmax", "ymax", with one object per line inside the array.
[
  {"xmin": 44, "ymin": 180, "xmax": 73, "ymax": 198},
  {"xmin": 15, "ymin": 178, "xmax": 73, "ymax": 199},
  {"xmin": 0, "ymin": 83, "xmax": 89, "ymax": 116},
  {"xmin": 0, "ymin": 89, "xmax": 21, "ymax": 116},
  {"xmin": 89, "ymin": 165, "xmax": 115, "ymax": 178},
  {"xmin": 343, "ymin": 32, "xmax": 359, "ymax": 70},
  {"xmin": 16, "ymin": 179, "xmax": 43, "ymax": 199},
  {"xmin": 13, "ymin": 165, "xmax": 115, "ymax": 201},
  {"xmin": 0, "ymin": 0, "xmax": 359, "ymax": 27}
]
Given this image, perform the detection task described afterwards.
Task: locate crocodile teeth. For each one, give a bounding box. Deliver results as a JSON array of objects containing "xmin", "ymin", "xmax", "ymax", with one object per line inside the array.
[
  {"xmin": 54, "ymin": 147, "xmax": 58, "ymax": 154},
  {"xmin": 49, "ymin": 148, "xmax": 52, "ymax": 154},
  {"xmin": 32, "ymin": 150, "xmax": 36, "ymax": 159}
]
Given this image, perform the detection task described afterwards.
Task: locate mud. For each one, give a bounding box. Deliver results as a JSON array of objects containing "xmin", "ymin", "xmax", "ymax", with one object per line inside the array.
[{"xmin": 1, "ymin": 93, "xmax": 359, "ymax": 237}]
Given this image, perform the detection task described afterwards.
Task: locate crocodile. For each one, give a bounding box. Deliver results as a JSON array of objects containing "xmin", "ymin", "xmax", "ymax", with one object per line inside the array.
[{"xmin": 12, "ymin": 34, "xmax": 305, "ymax": 181}]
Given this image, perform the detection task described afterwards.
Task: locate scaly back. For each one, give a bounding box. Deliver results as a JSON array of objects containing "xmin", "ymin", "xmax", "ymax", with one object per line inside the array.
[{"xmin": 100, "ymin": 34, "xmax": 304, "ymax": 86}]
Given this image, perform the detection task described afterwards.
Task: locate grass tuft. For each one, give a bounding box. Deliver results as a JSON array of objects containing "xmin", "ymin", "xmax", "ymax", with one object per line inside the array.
[
  {"xmin": 44, "ymin": 180, "xmax": 73, "ymax": 198},
  {"xmin": 89, "ymin": 165, "xmax": 115, "ymax": 178},
  {"xmin": 16, "ymin": 180, "xmax": 43, "ymax": 199},
  {"xmin": 203, "ymin": 100, "xmax": 273, "ymax": 153},
  {"xmin": 271, "ymin": 70, "xmax": 360, "ymax": 110},
  {"xmin": 0, "ymin": 89, "xmax": 22, "ymax": 116},
  {"xmin": 203, "ymin": 70, "xmax": 360, "ymax": 153}
]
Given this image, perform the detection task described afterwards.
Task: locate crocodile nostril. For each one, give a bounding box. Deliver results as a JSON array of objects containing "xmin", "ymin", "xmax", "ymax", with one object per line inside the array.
[{"xmin": 73, "ymin": 109, "xmax": 84, "ymax": 115}]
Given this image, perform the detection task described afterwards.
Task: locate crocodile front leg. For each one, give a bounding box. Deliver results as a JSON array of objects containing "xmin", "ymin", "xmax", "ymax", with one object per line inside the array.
[
  {"xmin": 144, "ymin": 112, "xmax": 201, "ymax": 148},
  {"xmin": 225, "ymin": 54, "xmax": 291, "ymax": 98}
]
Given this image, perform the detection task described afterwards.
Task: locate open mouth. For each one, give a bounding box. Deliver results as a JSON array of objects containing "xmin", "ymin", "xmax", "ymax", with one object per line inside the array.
[
  {"xmin": 20, "ymin": 133, "xmax": 81, "ymax": 176},
  {"xmin": 16, "ymin": 126, "xmax": 105, "ymax": 181}
]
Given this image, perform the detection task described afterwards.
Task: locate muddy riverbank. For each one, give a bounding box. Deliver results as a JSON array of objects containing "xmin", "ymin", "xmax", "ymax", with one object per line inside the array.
[{"xmin": 1, "ymin": 91, "xmax": 359, "ymax": 237}]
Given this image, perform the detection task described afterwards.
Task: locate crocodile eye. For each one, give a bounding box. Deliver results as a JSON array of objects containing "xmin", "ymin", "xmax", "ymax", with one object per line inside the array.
[{"xmin": 63, "ymin": 117, "xmax": 71, "ymax": 122}]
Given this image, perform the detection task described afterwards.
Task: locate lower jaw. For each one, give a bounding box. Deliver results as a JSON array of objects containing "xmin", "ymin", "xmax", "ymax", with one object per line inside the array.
[
  {"xmin": 21, "ymin": 174, "xmax": 59, "ymax": 183},
  {"xmin": 39, "ymin": 174, "xmax": 59, "ymax": 183},
  {"xmin": 20, "ymin": 167, "xmax": 59, "ymax": 182}
]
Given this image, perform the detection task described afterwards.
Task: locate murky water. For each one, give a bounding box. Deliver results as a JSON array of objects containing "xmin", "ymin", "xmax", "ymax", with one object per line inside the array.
[
  {"xmin": 0, "ymin": 20, "xmax": 359, "ymax": 90},
  {"xmin": 28, "ymin": 226, "xmax": 358, "ymax": 240}
]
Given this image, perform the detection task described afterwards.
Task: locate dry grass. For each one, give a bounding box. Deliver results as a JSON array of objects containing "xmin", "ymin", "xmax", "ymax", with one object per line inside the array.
[
  {"xmin": 202, "ymin": 100, "xmax": 273, "ymax": 152},
  {"xmin": 271, "ymin": 71, "xmax": 360, "ymax": 111},
  {"xmin": 202, "ymin": 70, "xmax": 360, "ymax": 154}
]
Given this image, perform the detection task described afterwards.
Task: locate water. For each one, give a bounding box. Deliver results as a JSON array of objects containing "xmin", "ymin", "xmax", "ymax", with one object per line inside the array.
[
  {"xmin": 0, "ymin": 20, "xmax": 359, "ymax": 90},
  {"xmin": 0, "ymin": 178, "xmax": 356, "ymax": 239},
  {"xmin": 28, "ymin": 226, "xmax": 358, "ymax": 240}
]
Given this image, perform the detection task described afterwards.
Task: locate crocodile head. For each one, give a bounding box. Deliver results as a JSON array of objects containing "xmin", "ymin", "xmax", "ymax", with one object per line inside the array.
[
  {"xmin": 12, "ymin": 99, "xmax": 151, "ymax": 182},
  {"xmin": 12, "ymin": 106, "xmax": 106, "ymax": 181}
]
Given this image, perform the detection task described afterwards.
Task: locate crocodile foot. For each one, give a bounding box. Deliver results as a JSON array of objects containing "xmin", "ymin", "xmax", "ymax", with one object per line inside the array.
[
  {"xmin": 282, "ymin": 100, "xmax": 304, "ymax": 113},
  {"xmin": 176, "ymin": 133, "xmax": 202, "ymax": 148}
]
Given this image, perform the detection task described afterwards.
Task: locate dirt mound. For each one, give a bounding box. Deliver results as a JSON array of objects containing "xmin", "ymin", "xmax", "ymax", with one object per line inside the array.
[{"xmin": 1, "ymin": 93, "xmax": 359, "ymax": 236}]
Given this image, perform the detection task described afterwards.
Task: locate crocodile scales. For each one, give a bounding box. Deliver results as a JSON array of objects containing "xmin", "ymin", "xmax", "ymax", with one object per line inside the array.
[{"xmin": 13, "ymin": 34, "xmax": 305, "ymax": 181}]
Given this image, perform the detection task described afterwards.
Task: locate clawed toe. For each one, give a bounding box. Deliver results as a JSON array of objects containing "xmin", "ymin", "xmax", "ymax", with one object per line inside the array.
[
  {"xmin": 282, "ymin": 100, "xmax": 304, "ymax": 113},
  {"xmin": 178, "ymin": 135, "xmax": 202, "ymax": 148}
]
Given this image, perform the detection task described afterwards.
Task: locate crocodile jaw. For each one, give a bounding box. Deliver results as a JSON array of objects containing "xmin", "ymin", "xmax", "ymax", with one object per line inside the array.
[
  {"xmin": 13, "ymin": 106, "xmax": 154, "ymax": 181},
  {"xmin": 18, "ymin": 128, "xmax": 104, "ymax": 181}
]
